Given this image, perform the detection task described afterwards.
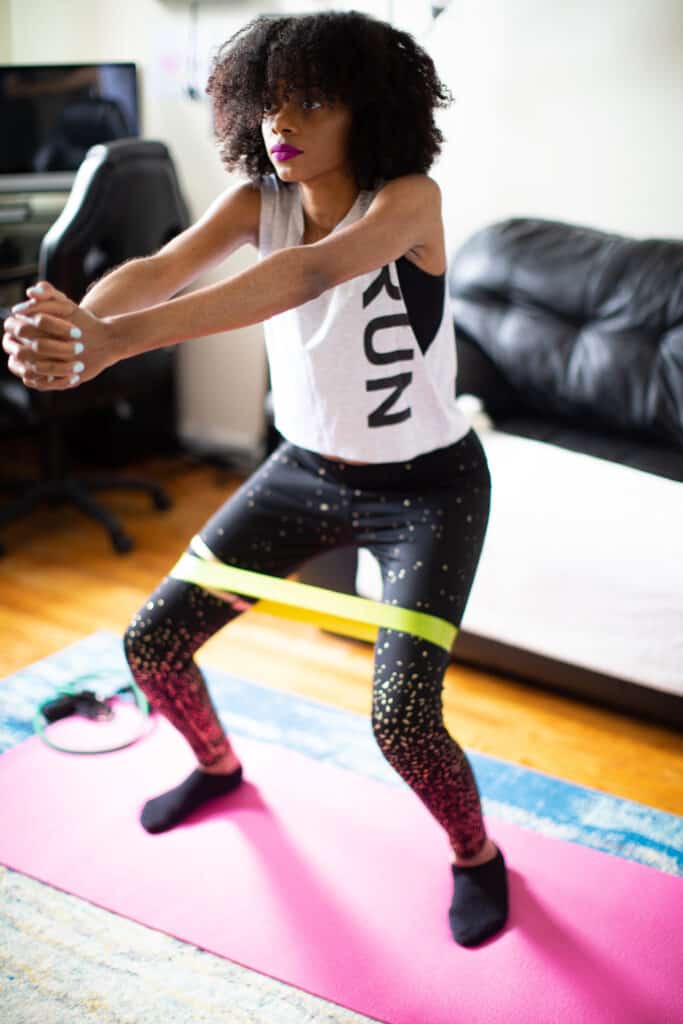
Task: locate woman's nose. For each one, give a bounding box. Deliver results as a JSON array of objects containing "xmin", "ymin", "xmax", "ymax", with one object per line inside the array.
[{"xmin": 271, "ymin": 103, "xmax": 296, "ymax": 133}]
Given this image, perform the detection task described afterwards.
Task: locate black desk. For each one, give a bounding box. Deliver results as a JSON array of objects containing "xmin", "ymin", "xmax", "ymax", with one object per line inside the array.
[
  {"xmin": 0, "ymin": 190, "xmax": 68, "ymax": 307},
  {"xmin": 0, "ymin": 263, "xmax": 38, "ymax": 285}
]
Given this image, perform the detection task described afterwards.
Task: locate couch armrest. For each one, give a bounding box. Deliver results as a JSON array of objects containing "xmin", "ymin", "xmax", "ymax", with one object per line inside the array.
[{"xmin": 455, "ymin": 327, "xmax": 523, "ymax": 420}]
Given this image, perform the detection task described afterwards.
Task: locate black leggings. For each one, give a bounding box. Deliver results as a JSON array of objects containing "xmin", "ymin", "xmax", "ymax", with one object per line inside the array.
[{"xmin": 123, "ymin": 429, "xmax": 492, "ymax": 858}]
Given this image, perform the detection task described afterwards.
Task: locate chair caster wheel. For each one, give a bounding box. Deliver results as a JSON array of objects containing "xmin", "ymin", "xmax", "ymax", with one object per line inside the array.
[
  {"xmin": 112, "ymin": 532, "xmax": 134, "ymax": 554},
  {"xmin": 153, "ymin": 492, "xmax": 172, "ymax": 511}
]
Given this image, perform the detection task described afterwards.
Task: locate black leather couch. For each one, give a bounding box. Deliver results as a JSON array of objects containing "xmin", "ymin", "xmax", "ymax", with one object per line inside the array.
[
  {"xmin": 296, "ymin": 216, "xmax": 683, "ymax": 727},
  {"xmin": 451, "ymin": 217, "xmax": 683, "ymax": 484}
]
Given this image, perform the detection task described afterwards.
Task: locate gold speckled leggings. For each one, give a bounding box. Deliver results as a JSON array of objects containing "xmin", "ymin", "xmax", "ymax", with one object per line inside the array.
[{"xmin": 123, "ymin": 429, "xmax": 491, "ymax": 859}]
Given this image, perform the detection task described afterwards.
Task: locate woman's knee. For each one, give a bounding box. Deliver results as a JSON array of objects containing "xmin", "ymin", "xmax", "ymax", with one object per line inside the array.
[
  {"xmin": 370, "ymin": 631, "xmax": 449, "ymax": 753},
  {"xmin": 123, "ymin": 589, "xmax": 175, "ymax": 679},
  {"xmin": 122, "ymin": 567, "xmax": 249, "ymax": 693},
  {"xmin": 122, "ymin": 576, "xmax": 211, "ymax": 673}
]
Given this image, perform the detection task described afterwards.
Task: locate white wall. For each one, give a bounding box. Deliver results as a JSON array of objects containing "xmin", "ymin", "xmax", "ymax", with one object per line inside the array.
[
  {"xmin": 0, "ymin": 2, "xmax": 10, "ymax": 63},
  {"xmin": 425, "ymin": 0, "xmax": 683, "ymax": 250},
  {"xmin": 6, "ymin": 0, "xmax": 683, "ymax": 456}
]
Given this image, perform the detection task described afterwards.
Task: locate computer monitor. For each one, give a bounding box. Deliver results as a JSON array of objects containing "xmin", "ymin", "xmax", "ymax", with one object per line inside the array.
[{"xmin": 0, "ymin": 62, "xmax": 140, "ymax": 193}]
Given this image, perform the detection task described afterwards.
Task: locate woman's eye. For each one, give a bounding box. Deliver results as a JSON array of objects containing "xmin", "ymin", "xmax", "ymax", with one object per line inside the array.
[{"xmin": 262, "ymin": 95, "xmax": 322, "ymax": 115}]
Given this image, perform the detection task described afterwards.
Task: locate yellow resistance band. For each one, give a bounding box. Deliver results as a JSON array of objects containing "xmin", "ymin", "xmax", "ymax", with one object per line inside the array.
[{"xmin": 168, "ymin": 536, "xmax": 457, "ymax": 653}]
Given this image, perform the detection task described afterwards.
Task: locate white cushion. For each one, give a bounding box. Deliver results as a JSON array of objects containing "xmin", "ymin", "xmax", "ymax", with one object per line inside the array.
[{"xmin": 356, "ymin": 409, "xmax": 683, "ymax": 697}]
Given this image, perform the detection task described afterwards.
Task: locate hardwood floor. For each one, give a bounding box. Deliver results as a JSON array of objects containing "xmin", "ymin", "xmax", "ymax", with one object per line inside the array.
[{"xmin": 1, "ymin": 441, "xmax": 681, "ymax": 816}]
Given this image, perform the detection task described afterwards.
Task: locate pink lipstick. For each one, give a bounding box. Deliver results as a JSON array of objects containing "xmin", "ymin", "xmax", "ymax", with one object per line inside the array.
[{"xmin": 271, "ymin": 145, "xmax": 303, "ymax": 162}]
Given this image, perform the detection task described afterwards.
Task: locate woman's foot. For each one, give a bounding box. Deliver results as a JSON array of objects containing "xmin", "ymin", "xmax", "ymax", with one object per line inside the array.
[
  {"xmin": 449, "ymin": 840, "xmax": 509, "ymax": 947},
  {"xmin": 140, "ymin": 762, "xmax": 244, "ymax": 834}
]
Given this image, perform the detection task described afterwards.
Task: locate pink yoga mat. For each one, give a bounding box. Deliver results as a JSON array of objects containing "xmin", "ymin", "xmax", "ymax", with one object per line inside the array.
[{"xmin": 0, "ymin": 713, "xmax": 680, "ymax": 1024}]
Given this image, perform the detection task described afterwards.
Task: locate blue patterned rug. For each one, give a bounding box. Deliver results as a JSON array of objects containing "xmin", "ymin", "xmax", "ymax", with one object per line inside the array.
[{"xmin": 1, "ymin": 630, "xmax": 681, "ymax": 1024}]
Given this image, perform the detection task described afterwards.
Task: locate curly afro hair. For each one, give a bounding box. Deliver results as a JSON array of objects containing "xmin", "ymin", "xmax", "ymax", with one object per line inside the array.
[{"xmin": 205, "ymin": 10, "xmax": 453, "ymax": 191}]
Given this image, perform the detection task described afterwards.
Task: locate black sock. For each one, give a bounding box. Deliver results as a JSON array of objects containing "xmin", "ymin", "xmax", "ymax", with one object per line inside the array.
[
  {"xmin": 140, "ymin": 765, "xmax": 244, "ymax": 833},
  {"xmin": 449, "ymin": 845, "xmax": 509, "ymax": 947}
]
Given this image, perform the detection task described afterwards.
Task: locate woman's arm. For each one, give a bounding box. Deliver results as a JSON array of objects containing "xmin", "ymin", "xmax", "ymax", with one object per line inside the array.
[
  {"xmin": 1, "ymin": 180, "xmax": 261, "ymax": 387},
  {"xmin": 3, "ymin": 173, "xmax": 439, "ymax": 388},
  {"xmin": 107, "ymin": 246, "xmax": 324, "ymax": 359},
  {"xmin": 82, "ymin": 180, "xmax": 261, "ymax": 317},
  {"xmin": 105, "ymin": 174, "xmax": 441, "ymax": 359},
  {"xmin": 77, "ymin": 256, "xmax": 184, "ymax": 318},
  {"xmin": 1, "ymin": 245, "xmax": 323, "ymax": 388}
]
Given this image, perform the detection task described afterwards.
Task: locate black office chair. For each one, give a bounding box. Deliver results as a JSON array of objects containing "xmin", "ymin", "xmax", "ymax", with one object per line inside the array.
[{"xmin": 0, "ymin": 138, "xmax": 191, "ymax": 555}]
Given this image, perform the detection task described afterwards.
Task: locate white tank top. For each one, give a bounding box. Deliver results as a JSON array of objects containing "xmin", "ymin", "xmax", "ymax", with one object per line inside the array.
[{"xmin": 258, "ymin": 173, "xmax": 470, "ymax": 462}]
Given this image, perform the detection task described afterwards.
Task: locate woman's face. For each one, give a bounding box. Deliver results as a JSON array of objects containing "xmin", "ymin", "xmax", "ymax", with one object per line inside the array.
[{"xmin": 261, "ymin": 81, "xmax": 353, "ymax": 185}]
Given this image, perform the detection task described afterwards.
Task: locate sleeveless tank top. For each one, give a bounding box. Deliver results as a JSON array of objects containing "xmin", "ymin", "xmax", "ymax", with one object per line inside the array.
[{"xmin": 257, "ymin": 173, "xmax": 470, "ymax": 462}]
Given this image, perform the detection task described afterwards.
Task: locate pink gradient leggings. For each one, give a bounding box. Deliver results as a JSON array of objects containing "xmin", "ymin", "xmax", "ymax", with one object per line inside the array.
[{"xmin": 124, "ymin": 432, "xmax": 491, "ymax": 859}]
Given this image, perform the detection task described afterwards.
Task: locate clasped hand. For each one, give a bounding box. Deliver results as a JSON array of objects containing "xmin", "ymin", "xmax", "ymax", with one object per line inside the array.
[{"xmin": 2, "ymin": 281, "xmax": 115, "ymax": 391}]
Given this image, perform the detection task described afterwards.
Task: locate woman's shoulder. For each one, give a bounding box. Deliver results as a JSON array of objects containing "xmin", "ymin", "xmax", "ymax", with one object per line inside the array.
[
  {"xmin": 373, "ymin": 172, "xmax": 441, "ymax": 204},
  {"xmin": 369, "ymin": 174, "xmax": 445, "ymax": 276}
]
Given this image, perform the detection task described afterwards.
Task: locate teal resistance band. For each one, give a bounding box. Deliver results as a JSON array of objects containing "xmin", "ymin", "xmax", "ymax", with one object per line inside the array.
[
  {"xmin": 33, "ymin": 672, "xmax": 152, "ymax": 755},
  {"xmin": 169, "ymin": 547, "xmax": 458, "ymax": 653}
]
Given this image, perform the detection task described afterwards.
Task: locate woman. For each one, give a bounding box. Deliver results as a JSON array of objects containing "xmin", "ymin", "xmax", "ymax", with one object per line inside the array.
[{"xmin": 3, "ymin": 11, "xmax": 508, "ymax": 947}]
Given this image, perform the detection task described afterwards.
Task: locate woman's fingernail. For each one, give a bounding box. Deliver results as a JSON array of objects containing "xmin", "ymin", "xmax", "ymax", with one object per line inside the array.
[
  {"xmin": 73, "ymin": 341, "xmax": 84, "ymax": 354},
  {"xmin": 69, "ymin": 374, "xmax": 80, "ymax": 385},
  {"xmin": 13, "ymin": 300, "xmax": 31, "ymax": 311},
  {"xmin": 72, "ymin": 361, "xmax": 85, "ymax": 373},
  {"xmin": 30, "ymin": 285, "xmax": 45, "ymax": 295},
  {"xmin": 70, "ymin": 327, "xmax": 82, "ymax": 339}
]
